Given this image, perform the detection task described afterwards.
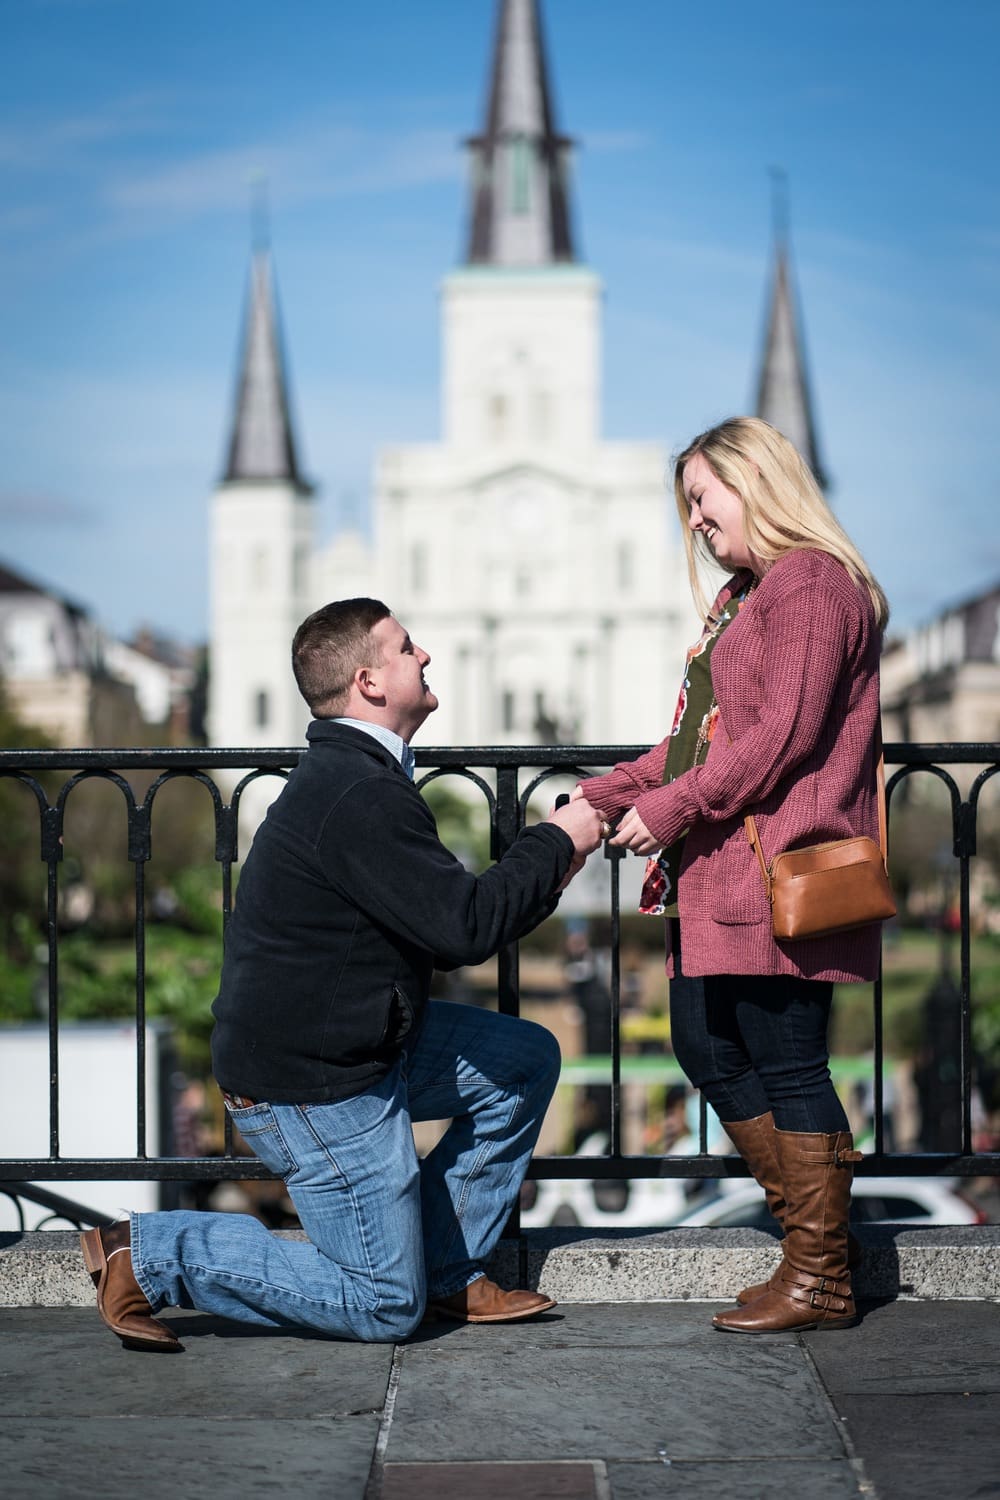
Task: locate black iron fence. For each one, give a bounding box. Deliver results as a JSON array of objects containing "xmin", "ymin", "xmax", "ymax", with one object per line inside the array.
[{"xmin": 1, "ymin": 742, "xmax": 998, "ymax": 1218}]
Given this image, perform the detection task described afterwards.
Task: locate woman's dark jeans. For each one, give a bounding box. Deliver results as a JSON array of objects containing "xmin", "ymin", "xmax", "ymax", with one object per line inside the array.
[{"xmin": 667, "ymin": 921, "xmax": 849, "ymax": 1134}]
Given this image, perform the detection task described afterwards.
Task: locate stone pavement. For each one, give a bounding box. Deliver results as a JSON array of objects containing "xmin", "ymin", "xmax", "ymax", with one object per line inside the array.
[{"xmin": 2, "ymin": 1297, "xmax": 998, "ymax": 1500}]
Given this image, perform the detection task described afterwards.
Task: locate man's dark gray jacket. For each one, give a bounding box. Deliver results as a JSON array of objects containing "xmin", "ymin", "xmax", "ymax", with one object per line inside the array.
[{"xmin": 211, "ymin": 720, "xmax": 574, "ymax": 1104}]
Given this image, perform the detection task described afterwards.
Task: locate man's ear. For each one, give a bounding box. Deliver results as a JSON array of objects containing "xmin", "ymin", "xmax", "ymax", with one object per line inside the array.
[{"xmin": 355, "ymin": 664, "xmax": 383, "ymax": 704}]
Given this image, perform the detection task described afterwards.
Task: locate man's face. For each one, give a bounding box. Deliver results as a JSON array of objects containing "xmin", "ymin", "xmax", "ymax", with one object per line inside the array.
[{"xmin": 368, "ymin": 616, "xmax": 438, "ymax": 739}]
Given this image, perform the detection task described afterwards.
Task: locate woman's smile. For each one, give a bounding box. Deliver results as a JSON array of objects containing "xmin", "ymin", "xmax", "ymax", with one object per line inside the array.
[{"xmin": 682, "ymin": 452, "xmax": 752, "ymax": 570}]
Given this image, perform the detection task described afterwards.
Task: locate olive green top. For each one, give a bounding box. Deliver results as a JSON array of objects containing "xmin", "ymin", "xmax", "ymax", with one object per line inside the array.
[{"xmin": 639, "ymin": 572, "xmax": 755, "ymax": 917}]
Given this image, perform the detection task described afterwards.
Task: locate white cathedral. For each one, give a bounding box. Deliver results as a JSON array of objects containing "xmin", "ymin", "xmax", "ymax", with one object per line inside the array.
[{"xmin": 208, "ymin": 0, "xmax": 823, "ymax": 754}]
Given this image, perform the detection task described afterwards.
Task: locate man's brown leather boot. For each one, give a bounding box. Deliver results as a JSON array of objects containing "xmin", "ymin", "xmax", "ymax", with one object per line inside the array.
[
  {"xmin": 80, "ymin": 1221, "xmax": 183, "ymax": 1352},
  {"xmin": 426, "ymin": 1275, "xmax": 555, "ymax": 1323}
]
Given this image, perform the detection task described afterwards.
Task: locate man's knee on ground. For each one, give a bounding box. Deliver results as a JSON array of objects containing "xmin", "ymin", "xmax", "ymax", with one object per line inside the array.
[{"xmin": 367, "ymin": 1287, "xmax": 425, "ymax": 1341}]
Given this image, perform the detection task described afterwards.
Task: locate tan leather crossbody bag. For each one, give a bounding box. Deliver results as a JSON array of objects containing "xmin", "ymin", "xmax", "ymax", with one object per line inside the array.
[{"xmin": 744, "ymin": 755, "xmax": 897, "ymax": 941}]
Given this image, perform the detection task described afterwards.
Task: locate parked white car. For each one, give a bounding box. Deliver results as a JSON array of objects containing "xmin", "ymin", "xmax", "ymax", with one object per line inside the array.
[
  {"xmin": 520, "ymin": 1119, "xmax": 988, "ymax": 1230},
  {"xmin": 676, "ymin": 1178, "xmax": 987, "ymax": 1230},
  {"xmin": 519, "ymin": 1130, "xmax": 729, "ymax": 1230},
  {"xmin": 519, "ymin": 1169, "xmax": 701, "ymax": 1230}
]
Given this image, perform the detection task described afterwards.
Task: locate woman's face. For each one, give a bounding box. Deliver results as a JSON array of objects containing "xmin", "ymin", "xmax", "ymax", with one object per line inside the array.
[{"xmin": 682, "ymin": 452, "xmax": 754, "ymax": 572}]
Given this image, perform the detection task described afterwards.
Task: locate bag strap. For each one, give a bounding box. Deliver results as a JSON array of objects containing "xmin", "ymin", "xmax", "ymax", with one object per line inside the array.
[
  {"xmin": 743, "ymin": 810, "xmax": 771, "ymax": 892},
  {"xmin": 875, "ymin": 750, "xmax": 888, "ymax": 865},
  {"xmin": 743, "ymin": 748, "xmax": 889, "ymax": 894}
]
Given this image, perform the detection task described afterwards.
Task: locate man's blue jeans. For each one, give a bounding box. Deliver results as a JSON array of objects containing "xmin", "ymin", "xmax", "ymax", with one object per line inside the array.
[{"xmin": 131, "ymin": 1001, "xmax": 560, "ymax": 1342}]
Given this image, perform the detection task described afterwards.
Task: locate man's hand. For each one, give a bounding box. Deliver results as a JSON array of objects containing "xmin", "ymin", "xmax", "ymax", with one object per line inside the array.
[
  {"xmin": 609, "ymin": 806, "xmax": 659, "ymax": 855},
  {"xmin": 545, "ymin": 797, "xmax": 604, "ymax": 888}
]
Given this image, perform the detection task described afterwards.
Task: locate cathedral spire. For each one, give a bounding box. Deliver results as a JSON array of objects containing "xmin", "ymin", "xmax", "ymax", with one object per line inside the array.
[
  {"xmin": 464, "ymin": 0, "xmax": 576, "ymax": 266},
  {"xmin": 223, "ymin": 214, "xmax": 306, "ymax": 486},
  {"xmin": 755, "ymin": 172, "xmax": 827, "ymax": 489}
]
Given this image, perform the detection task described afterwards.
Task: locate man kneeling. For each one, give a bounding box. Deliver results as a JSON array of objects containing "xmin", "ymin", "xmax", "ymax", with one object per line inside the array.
[{"xmin": 81, "ymin": 599, "xmax": 602, "ymax": 1350}]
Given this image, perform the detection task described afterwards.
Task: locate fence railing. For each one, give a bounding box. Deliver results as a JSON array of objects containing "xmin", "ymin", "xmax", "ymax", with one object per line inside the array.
[{"xmin": 1, "ymin": 742, "xmax": 998, "ymax": 1213}]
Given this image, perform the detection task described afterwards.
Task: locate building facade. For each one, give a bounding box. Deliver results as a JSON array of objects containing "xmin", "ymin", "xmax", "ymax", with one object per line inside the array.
[
  {"xmin": 208, "ymin": 0, "xmax": 824, "ymax": 754},
  {"xmin": 209, "ymin": 0, "xmax": 703, "ymax": 751},
  {"xmin": 881, "ymin": 583, "xmax": 1000, "ymax": 753},
  {"xmin": 0, "ymin": 561, "xmax": 195, "ymax": 746}
]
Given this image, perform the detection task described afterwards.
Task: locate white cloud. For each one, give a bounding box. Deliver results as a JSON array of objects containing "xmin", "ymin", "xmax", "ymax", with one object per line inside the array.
[
  {"xmin": 0, "ymin": 489, "xmax": 98, "ymax": 526},
  {"xmin": 104, "ymin": 122, "xmax": 462, "ymax": 231},
  {"xmin": 0, "ymin": 93, "xmax": 171, "ymax": 169}
]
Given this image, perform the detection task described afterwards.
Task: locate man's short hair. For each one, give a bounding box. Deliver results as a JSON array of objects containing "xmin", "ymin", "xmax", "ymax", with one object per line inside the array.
[{"xmin": 292, "ymin": 598, "xmax": 392, "ymax": 716}]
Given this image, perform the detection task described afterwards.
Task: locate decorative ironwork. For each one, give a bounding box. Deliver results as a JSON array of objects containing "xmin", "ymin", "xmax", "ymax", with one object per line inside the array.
[{"xmin": 0, "ymin": 743, "xmax": 997, "ymax": 1203}]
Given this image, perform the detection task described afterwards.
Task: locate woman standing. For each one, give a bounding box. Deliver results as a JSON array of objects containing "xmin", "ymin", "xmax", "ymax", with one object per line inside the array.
[{"xmin": 574, "ymin": 417, "xmax": 890, "ymax": 1333}]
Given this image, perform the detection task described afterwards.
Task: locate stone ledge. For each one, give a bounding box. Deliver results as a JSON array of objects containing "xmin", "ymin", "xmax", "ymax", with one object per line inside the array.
[
  {"xmin": 2, "ymin": 1225, "xmax": 998, "ymax": 1308},
  {"xmin": 520, "ymin": 1224, "xmax": 1000, "ymax": 1302}
]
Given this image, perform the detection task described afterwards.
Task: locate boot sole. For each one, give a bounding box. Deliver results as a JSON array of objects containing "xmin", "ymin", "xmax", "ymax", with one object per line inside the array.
[
  {"xmin": 713, "ymin": 1314, "xmax": 858, "ymax": 1334},
  {"xmin": 80, "ymin": 1229, "xmax": 182, "ymax": 1352},
  {"xmin": 426, "ymin": 1297, "xmax": 557, "ymax": 1324}
]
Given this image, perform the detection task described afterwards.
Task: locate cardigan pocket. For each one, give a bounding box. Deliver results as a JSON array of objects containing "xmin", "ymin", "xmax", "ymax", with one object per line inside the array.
[{"xmin": 703, "ymin": 837, "xmax": 767, "ymax": 926}]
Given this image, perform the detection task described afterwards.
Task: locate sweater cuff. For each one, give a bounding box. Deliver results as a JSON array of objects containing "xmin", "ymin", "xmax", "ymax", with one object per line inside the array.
[
  {"xmin": 577, "ymin": 774, "xmax": 633, "ymax": 818},
  {"xmin": 632, "ymin": 782, "xmax": 691, "ymax": 849}
]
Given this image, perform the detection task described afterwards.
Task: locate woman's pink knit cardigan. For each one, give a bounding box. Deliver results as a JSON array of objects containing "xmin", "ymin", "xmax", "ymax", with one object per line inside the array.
[{"xmin": 579, "ymin": 549, "xmax": 884, "ymax": 983}]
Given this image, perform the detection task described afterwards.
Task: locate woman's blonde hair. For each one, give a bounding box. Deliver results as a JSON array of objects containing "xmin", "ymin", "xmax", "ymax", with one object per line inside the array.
[{"xmin": 673, "ymin": 416, "xmax": 889, "ymax": 630}]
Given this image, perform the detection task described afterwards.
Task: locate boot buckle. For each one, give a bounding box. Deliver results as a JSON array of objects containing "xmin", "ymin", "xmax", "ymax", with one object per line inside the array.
[
  {"xmin": 810, "ymin": 1289, "xmax": 848, "ymax": 1313},
  {"xmin": 808, "ymin": 1276, "xmax": 847, "ymax": 1309}
]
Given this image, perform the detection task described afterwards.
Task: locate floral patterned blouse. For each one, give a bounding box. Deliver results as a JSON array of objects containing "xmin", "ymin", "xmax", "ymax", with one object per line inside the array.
[{"xmin": 639, "ymin": 570, "xmax": 756, "ymax": 917}]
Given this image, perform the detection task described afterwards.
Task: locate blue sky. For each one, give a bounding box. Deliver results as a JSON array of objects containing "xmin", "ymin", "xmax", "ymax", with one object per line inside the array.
[{"xmin": 2, "ymin": 0, "xmax": 998, "ymax": 646}]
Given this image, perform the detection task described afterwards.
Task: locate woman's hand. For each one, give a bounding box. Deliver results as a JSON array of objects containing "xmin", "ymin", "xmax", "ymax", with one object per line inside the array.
[{"xmin": 609, "ymin": 806, "xmax": 659, "ymax": 856}]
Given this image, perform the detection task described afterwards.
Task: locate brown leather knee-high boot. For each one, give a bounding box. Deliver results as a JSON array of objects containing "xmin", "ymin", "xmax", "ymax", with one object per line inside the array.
[
  {"xmin": 725, "ymin": 1112, "xmax": 863, "ymax": 1306},
  {"xmin": 722, "ymin": 1113, "xmax": 786, "ymax": 1305},
  {"xmin": 712, "ymin": 1127, "xmax": 862, "ymax": 1334}
]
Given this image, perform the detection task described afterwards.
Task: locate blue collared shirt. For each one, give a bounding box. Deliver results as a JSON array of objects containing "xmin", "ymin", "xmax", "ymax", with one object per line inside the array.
[{"xmin": 328, "ymin": 718, "xmax": 415, "ymax": 780}]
